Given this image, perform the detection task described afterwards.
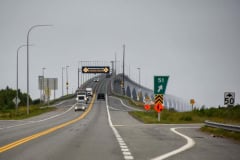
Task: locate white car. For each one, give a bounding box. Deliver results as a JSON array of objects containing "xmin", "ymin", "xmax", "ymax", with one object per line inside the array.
[
  {"xmin": 74, "ymin": 102, "xmax": 87, "ymax": 111},
  {"xmin": 93, "ymin": 78, "xmax": 99, "ymax": 82}
]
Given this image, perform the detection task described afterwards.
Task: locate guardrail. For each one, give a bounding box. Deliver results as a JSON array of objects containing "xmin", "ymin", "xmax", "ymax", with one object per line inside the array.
[{"xmin": 204, "ymin": 120, "xmax": 240, "ymax": 132}]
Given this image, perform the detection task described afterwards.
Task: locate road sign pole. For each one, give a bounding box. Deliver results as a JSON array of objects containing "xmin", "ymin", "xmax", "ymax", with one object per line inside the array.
[{"xmin": 154, "ymin": 76, "xmax": 169, "ymax": 122}]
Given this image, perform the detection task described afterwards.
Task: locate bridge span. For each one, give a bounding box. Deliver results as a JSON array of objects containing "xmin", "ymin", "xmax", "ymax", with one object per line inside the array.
[{"xmin": 110, "ymin": 74, "xmax": 192, "ymax": 112}]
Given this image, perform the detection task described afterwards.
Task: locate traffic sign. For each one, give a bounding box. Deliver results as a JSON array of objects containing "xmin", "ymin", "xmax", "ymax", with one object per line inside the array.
[
  {"xmin": 144, "ymin": 104, "xmax": 151, "ymax": 111},
  {"xmin": 154, "ymin": 76, "xmax": 169, "ymax": 94},
  {"xmin": 224, "ymin": 92, "xmax": 235, "ymax": 105},
  {"xmin": 155, "ymin": 94, "xmax": 163, "ymax": 104},
  {"xmin": 81, "ymin": 66, "xmax": 110, "ymax": 74},
  {"xmin": 190, "ymin": 99, "xmax": 195, "ymax": 105},
  {"xmin": 154, "ymin": 103, "xmax": 164, "ymax": 113},
  {"xmin": 13, "ymin": 97, "xmax": 21, "ymax": 105}
]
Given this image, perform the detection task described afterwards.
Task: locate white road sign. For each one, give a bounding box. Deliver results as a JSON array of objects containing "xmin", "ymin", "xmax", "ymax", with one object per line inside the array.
[
  {"xmin": 224, "ymin": 92, "xmax": 235, "ymax": 105},
  {"xmin": 13, "ymin": 97, "xmax": 21, "ymax": 105}
]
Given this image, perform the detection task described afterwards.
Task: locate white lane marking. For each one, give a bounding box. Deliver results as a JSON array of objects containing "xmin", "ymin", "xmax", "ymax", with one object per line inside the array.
[
  {"xmin": 0, "ymin": 104, "xmax": 75, "ymax": 130},
  {"xmin": 125, "ymin": 155, "xmax": 134, "ymax": 159},
  {"xmin": 151, "ymin": 127, "xmax": 199, "ymax": 160},
  {"xmin": 31, "ymin": 105, "xmax": 75, "ymax": 122},
  {"xmin": 122, "ymin": 148, "xmax": 129, "ymax": 152},
  {"xmin": 109, "ymin": 96, "xmax": 142, "ymax": 111},
  {"xmin": 109, "ymin": 106, "xmax": 125, "ymax": 111},
  {"xmin": 106, "ymin": 94, "xmax": 134, "ymax": 160},
  {"xmin": 53, "ymin": 100, "xmax": 67, "ymax": 106}
]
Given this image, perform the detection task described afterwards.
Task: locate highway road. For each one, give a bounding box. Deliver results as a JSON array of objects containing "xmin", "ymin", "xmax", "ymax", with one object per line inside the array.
[{"xmin": 0, "ymin": 79, "xmax": 240, "ymax": 160}]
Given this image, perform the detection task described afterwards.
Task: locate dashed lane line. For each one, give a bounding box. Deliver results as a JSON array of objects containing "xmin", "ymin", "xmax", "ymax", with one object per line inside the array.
[{"xmin": 106, "ymin": 94, "xmax": 134, "ymax": 160}]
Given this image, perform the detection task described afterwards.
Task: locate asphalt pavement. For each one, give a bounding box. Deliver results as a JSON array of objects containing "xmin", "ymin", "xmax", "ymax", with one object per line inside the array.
[{"xmin": 0, "ymin": 83, "xmax": 240, "ymax": 160}]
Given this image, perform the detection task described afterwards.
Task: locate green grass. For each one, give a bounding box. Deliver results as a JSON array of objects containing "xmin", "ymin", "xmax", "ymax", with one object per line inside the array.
[
  {"xmin": 129, "ymin": 107, "xmax": 240, "ymax": 124},
  {"xmin": 129, "ymin": 105, "xmax": 240, "ymax": 141},
  {"xmin": 129, "ymin": 110, "xmax": 206, "ymax": 124},
  {"xmin": 201, "ymin": 126, "xmax": 240, "ymax": 142},
  {"xmin": 0, "ymin": 94, "xmax": 75, "ymax": 120},
  {"xmin": 0, "ymin": 105, "xmax": 57, "ymax": 120}
]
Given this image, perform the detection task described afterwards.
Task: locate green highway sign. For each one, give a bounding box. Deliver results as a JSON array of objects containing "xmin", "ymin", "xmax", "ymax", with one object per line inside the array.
[{"xmin": 154, "ymin": 76, "xmax": 169, "ymax": 94}]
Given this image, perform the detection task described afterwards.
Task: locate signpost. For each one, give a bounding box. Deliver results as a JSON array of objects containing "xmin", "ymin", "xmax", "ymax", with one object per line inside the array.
[
  {"xmin": 144, "ymin": 104, "xmax": 151, "ymax": 111},
  {"xmin": 154, "ymin": 76, "xmax": 169, "ymax": 121},
  {"xmin": 13, "ymin": 97, "xmax": 21, "ymax": 112},
  {"xmin": 144, "ymin": 96, "xmax": 151, "ymax": 111},
  {"xmin": 154, "ymin": 94, "xmax": 164, "ymax": 121},
  {"xmin": 154, "ymin": 76, "xmax": 169, "ymax": 94},
  {"xmin": 224, "ymin": 92, "xmax": 235, "ymax": 105},
  {"xmin": 190, "ymin": 99, "xmax": 195, "ymax": 110},
  {"xmin": 154, "ymin": 102, "xmax": 164, "ymax": 121},
  {"xmin": 38, "ymin": 77, "xmax": 58, "ymax": 103}
]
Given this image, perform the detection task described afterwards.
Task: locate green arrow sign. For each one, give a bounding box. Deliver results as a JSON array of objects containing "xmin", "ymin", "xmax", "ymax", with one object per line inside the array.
[{"xmin": 154, "ymin": 76, "xmax": 169, "ymax": 94}]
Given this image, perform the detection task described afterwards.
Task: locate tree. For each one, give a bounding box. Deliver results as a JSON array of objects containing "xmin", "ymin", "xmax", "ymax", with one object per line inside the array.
[{"xmin": 0, "ymin": 87, "xmax": 32, "ymax": 110}]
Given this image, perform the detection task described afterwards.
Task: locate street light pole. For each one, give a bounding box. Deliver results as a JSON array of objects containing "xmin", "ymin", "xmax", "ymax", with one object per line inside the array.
[
  {"xmin": 115, "ymin": 52, "xmax": 117, "ymax": 76},
  {"xmin": 137, "ymin": 67, "xmax": 141, "ymax": 86},
  {"xmin": 26, "ymin": 24, "xmax": 52, "ymax": 115},
  {"xmin": 42, "ymin": 67, "xmax": 46, "ymax": 102},
  {"xmin": 78, "ymin": 61, "xmax": 80, "ymax": 89},
  {"xmin": 110, "ymin": 60, "xmax": 114, "ymax": 75},
  {"xmin": 16, "ymin": 44, "xmax": 28, "ymax": 111},
  {"xmin": 78, "ymin": 67, "xmax": 79, "ymax": 89},
  {"xmin": 66, "ymin": 65, "xmax": 69, "ymax": 95},
  {"xmin": 122, "ymin": 44, "xmax": 125, "ymax": 95},
  {"xmin": 62, "ymin": 67, "xmax": 65, "ymax": 97}
]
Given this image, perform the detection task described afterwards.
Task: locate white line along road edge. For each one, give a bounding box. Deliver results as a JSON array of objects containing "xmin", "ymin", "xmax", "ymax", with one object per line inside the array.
[
  {"xmin": 109, "ymin": 96, "xmax": 142, "ymax": 111},
  {"xmin": 0, "ymin": 104, "xmax": 75, "ymax": 130},
  {"xmin": 151, "ymin": 127, "xmax": 198, "ymax": 160},
  {"xmin": 105, "ymin": 94, "xmax": 134, "ymax": 160}
]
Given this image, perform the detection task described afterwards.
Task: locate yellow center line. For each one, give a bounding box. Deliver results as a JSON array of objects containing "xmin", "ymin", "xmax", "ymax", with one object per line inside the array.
[{"xmin": 0, "ymin": 94, "xmax": 96, "ymax": 153}]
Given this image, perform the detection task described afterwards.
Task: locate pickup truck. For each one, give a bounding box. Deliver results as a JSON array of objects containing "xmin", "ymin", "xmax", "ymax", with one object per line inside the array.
[
  {"xmin": 76, "ymin": 94, "xmax": 88, "ymax": 104},
  {"xmin": 76, "ymin": 90, "xmax": 89, "ymax": 103}
]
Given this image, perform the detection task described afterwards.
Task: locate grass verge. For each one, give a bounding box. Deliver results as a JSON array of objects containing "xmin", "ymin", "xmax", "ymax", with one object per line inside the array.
[
  {"xmin": 201, "ymin": 126, "xmax": 240, "ymax": 142},
  {"xmin": 129, "ymin": 110, "xmax": 206, "ymax": 124},
  {"xmin": 0, "ymin": 105, "xmax": 56, "ymax": 120},
  {"xmin": 129, "ymin": 106, "xmax": 240, "ymax": 142},
  {"xmin": 0, "ymin": 94, "xmax": 75, "ymax": 120}
]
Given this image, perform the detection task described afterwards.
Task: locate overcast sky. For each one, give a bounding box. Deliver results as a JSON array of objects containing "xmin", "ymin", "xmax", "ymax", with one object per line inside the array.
[{"xmin": 0, "ymin": 0, "xmax": 240, "ymax": 107}]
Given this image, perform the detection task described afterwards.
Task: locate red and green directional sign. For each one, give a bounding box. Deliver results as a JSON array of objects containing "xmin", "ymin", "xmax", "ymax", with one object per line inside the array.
[{"xmin": 154, "ymin": 76, "xmax": 169, "ymax": 94}]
